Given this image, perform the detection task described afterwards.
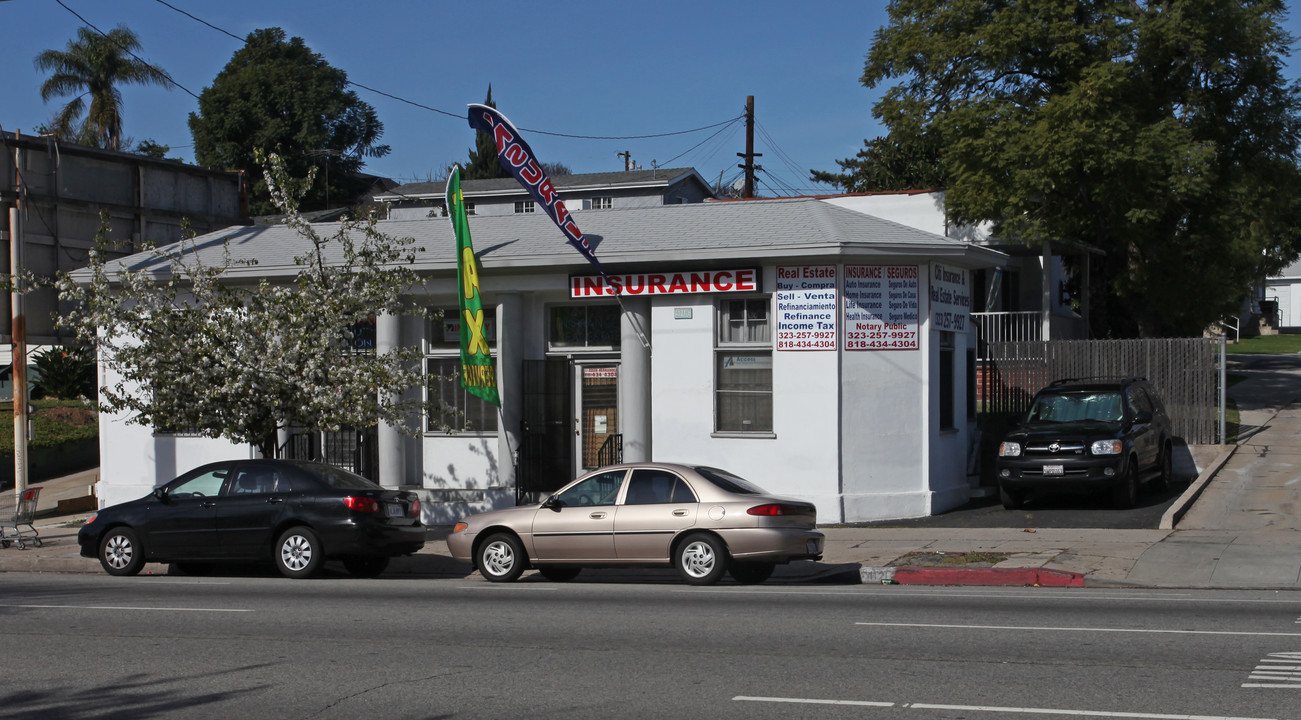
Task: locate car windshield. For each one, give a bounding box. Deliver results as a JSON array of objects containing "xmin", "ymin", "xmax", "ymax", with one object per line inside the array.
[
  {"xmin": 1026, "ymin": 390, "xmax": 1124, "ymax": 423},
  {"xmin": 694, "ymin": 467, "xmax": 768, "ymax": 495}
]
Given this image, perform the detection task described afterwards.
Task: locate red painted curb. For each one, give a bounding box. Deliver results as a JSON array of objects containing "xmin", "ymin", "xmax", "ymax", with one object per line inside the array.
[{"xmin": 892, "ymin": 566, "xmax": 1084, "ymax": 587}]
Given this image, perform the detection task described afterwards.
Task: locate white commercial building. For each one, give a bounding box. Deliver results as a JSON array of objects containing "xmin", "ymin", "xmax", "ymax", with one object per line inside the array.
[{"xmin": 90, "ymin": 197, "xmax": 1006, "ymax": 523}]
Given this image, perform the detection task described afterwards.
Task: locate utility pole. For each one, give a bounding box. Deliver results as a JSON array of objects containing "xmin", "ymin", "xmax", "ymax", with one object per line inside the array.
[
  {"xmin": 10, "ymin": 133, "xmax": 28, "ymax": 498},
  {"xmin": 737, "ymin": 96, "xmax": 762, "ymax": 199}
]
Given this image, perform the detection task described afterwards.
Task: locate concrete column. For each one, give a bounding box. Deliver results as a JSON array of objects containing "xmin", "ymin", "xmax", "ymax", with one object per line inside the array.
[
  {"xmin": 496, "ymin": 294, "xmax": 523, "ymax": 492},
  {"xmin": 619, "ymin": 297, "xmax": 651, "ymax": 462},
  {"xmin": 376, "ymin": 311, "xmax": 403, "ymax": 488}
]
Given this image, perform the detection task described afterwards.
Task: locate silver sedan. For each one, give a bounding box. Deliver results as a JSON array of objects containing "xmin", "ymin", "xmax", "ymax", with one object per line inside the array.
[{"xmin": 446, "ymin": 462, "xmax": 824, "ymax": 585}]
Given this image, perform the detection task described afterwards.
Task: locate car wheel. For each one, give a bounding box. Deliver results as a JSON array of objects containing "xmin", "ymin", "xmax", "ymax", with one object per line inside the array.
[
  {"xmin": 343, "ymin": 556, "xmax": 390, "ymax": 578},
  {"xmin": 1154, "ymin": 443, "xmax": 1173, "ymax": 490},
  {"xmin": 537, "ymin": 566, "xmax": 582, "ymax": 582},
  {"xmin": 275, "ymin": 527, "xmax": 323, "ymax": 579},
  {"xmin": 676, "ymin": 533, "xmax": 728, "ymax": 586},
  {"xmin": 99, "ymin": 527, "xmax": 145, "ymax": 576},
  {"xmin": 999, "ymin": 485, "xmax": 1024, "ymax": 510},
  {"xmin": 477, "ymin": 533, "xmax": 527, "ymax": 582},
  {"xmin": 1112, "ymin": 460, "xmax": 1138, "ymax": 509},
  {"xmin": 729, "ymin": 560, "xmax": 775, "ymax": 585}
]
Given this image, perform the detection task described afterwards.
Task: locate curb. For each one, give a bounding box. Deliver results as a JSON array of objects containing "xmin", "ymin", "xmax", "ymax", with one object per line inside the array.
[
  {"xmin": 874, "ymin": 565, "xmax": 1085, "ymax": 587},
  {"xmin": 1160, "ymin": 444, "xmax": 1238, "ymax": 530}
]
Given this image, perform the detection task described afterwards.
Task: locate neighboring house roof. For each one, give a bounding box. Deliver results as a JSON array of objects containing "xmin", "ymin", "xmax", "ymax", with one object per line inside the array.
[
  {"xmin": 374, "ymin": 167, "xmax": 713, "ymax": 202},
  {"xmin": 1269, "ymin": 259, "xmax": 1301, "ymax": 281},
  {"xmin": 80, "ymin": 197, "xmax": 1008, "ymax": 282}
]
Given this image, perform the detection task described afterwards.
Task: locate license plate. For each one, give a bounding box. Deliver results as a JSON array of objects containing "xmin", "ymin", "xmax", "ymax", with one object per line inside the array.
[
  {"xmin": 806, "ymin": 539, "xmax": 819, "ymax": 554},
  {"xmin": 1042, "ymin": 464, "xmax": 1064, "ymax": 476},
  {"xmin": 385, "ymin": 503, "xmax": 405, "ymax": 518}
]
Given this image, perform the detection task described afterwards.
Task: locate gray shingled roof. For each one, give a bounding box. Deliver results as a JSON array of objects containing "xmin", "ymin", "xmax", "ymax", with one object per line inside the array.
[
  {"xmin": 374, "ymin": 167, "xmax": 707, "ymax": 200},
  {"xmin": 85, "ymin": 197, "xmax": 1006, "ymax": 281}
]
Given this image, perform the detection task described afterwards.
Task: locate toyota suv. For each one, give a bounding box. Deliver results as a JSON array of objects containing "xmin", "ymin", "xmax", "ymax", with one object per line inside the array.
[{"xmin": 995, "ymin": 377, "xmax": 1173, "ymax": 509}]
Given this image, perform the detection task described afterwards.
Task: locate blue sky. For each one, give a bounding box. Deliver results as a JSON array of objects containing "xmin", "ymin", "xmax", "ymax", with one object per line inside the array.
[{"xmin": 3, "ymin": 1, "xmax": 1300, "ymax": 196}]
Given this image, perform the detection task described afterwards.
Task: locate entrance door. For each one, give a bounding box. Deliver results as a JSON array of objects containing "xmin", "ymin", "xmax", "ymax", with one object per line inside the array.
[{"xmin": 577, "ymin": 363, "xmax": 619, "ymax": 471}]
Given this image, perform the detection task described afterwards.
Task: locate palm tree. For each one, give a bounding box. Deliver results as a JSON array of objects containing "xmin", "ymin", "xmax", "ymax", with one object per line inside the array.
[{"xmin": 34, "ymin": 25, "xmax": 172, "ymax": 151}]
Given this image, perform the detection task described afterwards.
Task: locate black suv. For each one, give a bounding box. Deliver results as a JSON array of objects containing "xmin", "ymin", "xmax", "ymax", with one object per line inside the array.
[{"xmin": 995, "ymin": 377, "xmax": 1173, "ymax": 509}]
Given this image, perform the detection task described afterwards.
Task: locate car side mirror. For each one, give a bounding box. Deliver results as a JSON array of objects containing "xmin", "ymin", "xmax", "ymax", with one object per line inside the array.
[
  {"xmin": 542, "ymin": 495, "xmax": 561, "ymax": 511},
  {"xmin": 1134, "ymin": 410, "xmax": 1153, "ymax": 424},
  {"xmin": 152, "ymin": 487, "xmax": 169, "ymax": 503}
]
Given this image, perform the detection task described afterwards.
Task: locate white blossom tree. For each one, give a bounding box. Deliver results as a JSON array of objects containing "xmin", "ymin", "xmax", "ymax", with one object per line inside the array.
[{"xmin": 57, "ymin": 153, "xmax": 439, "ymax": 457}]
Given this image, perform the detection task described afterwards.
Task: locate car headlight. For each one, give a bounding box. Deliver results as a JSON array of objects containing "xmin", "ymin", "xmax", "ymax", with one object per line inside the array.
[
  {"xmin": 998, "ymin": 442, "xmax": 1022, "ymax": 457},
  {"xmin": 1091, "ymin": 439, "xmax": 1123, "ymax": 455}
]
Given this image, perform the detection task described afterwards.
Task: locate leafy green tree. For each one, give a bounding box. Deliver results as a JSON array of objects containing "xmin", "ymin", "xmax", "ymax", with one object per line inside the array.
[
  {"xmin": 463, "ymin": 86, "xmax": 512, "ymax": 180},
  {"xmin": 845, "ymin": 0, "xmax": 1301, "ymax": 337},
  {"xmin": 56, "ymin": 154, "xmax": 437, "ymax": 457},
  {"xmin": 188, "ymin": 28, "xmax": 390, "ymax": 215},
  {"xmin": 34, "ymin": 25, "xmax": 173, "ymax": 151},
  {"xmin": 810, "ymin": 132, "xmax": 946, "ymax": 192}
]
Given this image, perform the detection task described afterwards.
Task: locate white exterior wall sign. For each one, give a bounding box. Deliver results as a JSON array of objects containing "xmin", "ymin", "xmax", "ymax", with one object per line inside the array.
[
  {"xmin": 570, "ymin": 269, "xmax": 758, "ymax": 298},
  {"xmin": 929, "ymin": 262, "xmax": 971, "ymax": 332},
  {"xmin": 775, "ymin": 265, "xmax": 837, "ymax": 351},
  {"xmin": 843, "ymin": 265, "xmax": 920, "ymax": 350}
]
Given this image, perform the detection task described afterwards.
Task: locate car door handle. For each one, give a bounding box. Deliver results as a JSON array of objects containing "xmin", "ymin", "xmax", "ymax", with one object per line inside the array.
[
  {"xmin": 266, "ymin": 497, "xmax": 285, "ymax": 504},
  {"xmin": 589, "ymin": 512, "xmax": 607, "ymax": 519},
  {"xmin": 672, "ymin": 509, "xmax": 689, "ymax": 516},
  {"xmin": 201, "ymin": 501, "xmax": 217, "ymax": 508}
]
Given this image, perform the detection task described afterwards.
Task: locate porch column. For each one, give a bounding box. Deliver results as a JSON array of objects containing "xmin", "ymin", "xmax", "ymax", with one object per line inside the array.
[
  {"xmin": 497, "ymin": 293, "xmax": 522, "ymax": 492},
  {"xmin": 1041, "ymin": 240, "xmax": 1053, "ymax": 342},
  {"xmin": 376, "ymin": 311, "xmax": 403, "ymax": 488},
  {"xmin": 620, "ymin": 297, "xmax": 651, "ymax": 462}
]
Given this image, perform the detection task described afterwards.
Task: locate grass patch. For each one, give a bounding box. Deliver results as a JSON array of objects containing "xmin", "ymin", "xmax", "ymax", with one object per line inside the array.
[
  {"xmin": 1227, "ymin": 334, "xmax": 1301, "ymax": 354},
  {"xmin": 891, "ymin": 551, "xmax": 1008, "ymax": 568}
]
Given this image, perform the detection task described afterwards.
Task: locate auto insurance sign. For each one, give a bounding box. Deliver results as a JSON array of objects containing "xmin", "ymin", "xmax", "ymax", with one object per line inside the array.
[{"xmin": 843, "ymin": 265, "xmax": 920, "ymax": 350}]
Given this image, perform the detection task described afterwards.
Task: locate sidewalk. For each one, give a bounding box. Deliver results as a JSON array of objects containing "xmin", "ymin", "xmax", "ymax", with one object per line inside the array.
[{"xmin": 4, "ymin": 353, "xmax": 1300, "ymax": 588}]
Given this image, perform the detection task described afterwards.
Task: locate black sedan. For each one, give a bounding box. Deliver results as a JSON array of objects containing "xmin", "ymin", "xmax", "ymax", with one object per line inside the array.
[{"xmin": 78, "ymin": 459, "xmax": 425, "ymax": 578}]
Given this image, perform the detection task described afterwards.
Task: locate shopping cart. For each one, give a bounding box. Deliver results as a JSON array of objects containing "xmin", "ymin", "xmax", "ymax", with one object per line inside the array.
[{"xmin": 0, "ymin": 486, "xmax": 43, "ymax": 550}]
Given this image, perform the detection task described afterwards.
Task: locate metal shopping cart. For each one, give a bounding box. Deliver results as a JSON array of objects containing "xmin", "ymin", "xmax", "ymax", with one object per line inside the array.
[{"xmin": 0, "ymin": 486, "xmax": 43, "ymax": 549}]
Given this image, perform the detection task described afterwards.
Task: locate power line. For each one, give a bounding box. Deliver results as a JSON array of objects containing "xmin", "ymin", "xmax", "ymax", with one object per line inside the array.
[{"xmin": 52, "ymin": 0, "xmax": 200, "ymax": 101}]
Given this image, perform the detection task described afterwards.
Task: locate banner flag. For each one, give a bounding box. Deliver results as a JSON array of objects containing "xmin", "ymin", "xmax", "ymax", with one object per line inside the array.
[
  {"xmin": 447, "ymin": 165, "xmax": 500, "ymax": 406},
  {"xmin": 467, "ymin": 104, "xmax": 607, "ymax": 279}
]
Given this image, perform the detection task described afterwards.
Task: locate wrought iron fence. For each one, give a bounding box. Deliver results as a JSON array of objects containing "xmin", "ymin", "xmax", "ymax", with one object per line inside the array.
[
  {"xmin": 972, "ymin": 311, "xmax": 1041, "ymax": 358},
  {"xmin": 980, "ymin": 338, "xmax": 1224, "ymax": 444}
]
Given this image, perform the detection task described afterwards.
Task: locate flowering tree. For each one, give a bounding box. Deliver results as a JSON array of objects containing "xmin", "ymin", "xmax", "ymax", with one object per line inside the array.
[{"xmin": 57, "ymin": 153, "xmax": 438, "ymax": 457}]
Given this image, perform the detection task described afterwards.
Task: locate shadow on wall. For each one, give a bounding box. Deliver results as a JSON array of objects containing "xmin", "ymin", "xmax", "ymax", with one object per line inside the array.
[{"xmin": 422, "ymin": 435, "xmax": 500, "ymax": 490}]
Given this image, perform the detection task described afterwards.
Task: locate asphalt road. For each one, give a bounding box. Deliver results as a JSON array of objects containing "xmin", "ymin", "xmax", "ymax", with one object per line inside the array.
[{"xmin": 3, "ymin": 573, "xmax": 1300, "ymax": 719}]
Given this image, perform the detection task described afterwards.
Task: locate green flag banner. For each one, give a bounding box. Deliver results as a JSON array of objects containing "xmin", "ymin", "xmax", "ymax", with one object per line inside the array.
[{"xmin": 447, "ymin": 165, "xmax": 500, "ymax": 406}]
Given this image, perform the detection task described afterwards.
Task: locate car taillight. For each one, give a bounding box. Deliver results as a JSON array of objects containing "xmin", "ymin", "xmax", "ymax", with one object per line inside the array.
[
  {"xmin": 343, "ymin": 496, "xmax": 381, "ymax": 513},
  {"xmin": 747, "ymin": 503, "xmax": 803, "ymax": 516},
  {"xmin": 407, "ymin": 498, "xmax": 421, "ymax": 517}
]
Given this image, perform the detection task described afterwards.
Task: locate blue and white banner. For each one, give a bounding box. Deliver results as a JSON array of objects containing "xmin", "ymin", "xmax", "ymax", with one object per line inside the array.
[{"xmin": 467, "ymin": 104, "xmax": 606, "ymax": 277}]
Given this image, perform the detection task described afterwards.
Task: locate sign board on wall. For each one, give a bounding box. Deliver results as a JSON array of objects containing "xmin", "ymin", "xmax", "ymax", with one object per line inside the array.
[
  {"xmin": 929, "ymin": 263, "xmax": 971, "ymax": 332},
  {"xmin": 775, "ymin": 265, "xmax": 837, "ymax": 350},
  {"xmin": 570, "ymin": 269, "xmax": 759, "ymax": 298},
  {"xmin": 843, "ymin": 265, "xmax": 920, "ymax": 350}
]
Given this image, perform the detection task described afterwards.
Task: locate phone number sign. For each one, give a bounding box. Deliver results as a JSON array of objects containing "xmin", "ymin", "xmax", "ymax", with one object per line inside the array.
[
  {"xmin": 776, "ymin": 265, "xmax": 837, "ymax": 350},
  {"xmin": 843, "ymin": 265, "xmax": 919, "ymax": 350}
]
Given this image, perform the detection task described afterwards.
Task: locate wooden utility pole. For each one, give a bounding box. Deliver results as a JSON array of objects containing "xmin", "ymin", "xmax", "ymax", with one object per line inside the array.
[{"xmin": 737, "ymin": 96, "xmax": 762, "ymax": 198}]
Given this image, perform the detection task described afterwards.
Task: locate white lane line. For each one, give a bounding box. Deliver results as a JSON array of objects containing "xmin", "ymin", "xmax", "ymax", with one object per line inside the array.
[
  {"xmin": 733, "ymin": 696, "xmax": 893, "ymax": 708},
  {"xmin": 734, "ymin": 696, "xmax": 1275, "ymax": 719},
  {"xmin": 456, "ymin": 586, "xmax": 558, "ymax": 591},
  {"xmin": 687, "ymin": 588, "xmax": 1301, "ymax": 605},
  {"xmin": 14, "ymin": 604, "xmax": 251, "ymax": 612},
  {"xmin": 856, "ymin": 621, "xmax": 1301, "ymax": 638}
]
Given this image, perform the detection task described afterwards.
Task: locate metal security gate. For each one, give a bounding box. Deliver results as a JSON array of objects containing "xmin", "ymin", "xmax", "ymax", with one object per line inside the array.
[
  {"xmin": 517, "ymin": 358, "xmax": 573, "ymax": 504},
  {"xmin": 981, "ymin": 338, "xmax": 1224, "ymax": 444},
  {"xmin": 278, "ymin": 426, "xmax": 379, "ymax": 482}
]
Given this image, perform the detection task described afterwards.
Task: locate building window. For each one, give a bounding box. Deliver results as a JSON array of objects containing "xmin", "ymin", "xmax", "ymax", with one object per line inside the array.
[
  {"xmin": 549, "ymin": 305, "xmax": 621, "ymax": 349},
  {"xmin": 429, "ymin": 308, "xmax": 496, "ymax": 350},
  {"xmin": 591, "ymin": 196, "xmax": 612, "ymax": 210},
  {"xmin": 465, "ymin": 202, "xmax": 476, "ymax": 216},
  {"xmin": 514, "ymin": 200, "xmax": 535, "ymax": 214},
  {"xmin": 426, "ymin": 358, "xmax": 499, "ymax": 432},
  {"xmin": 716, "ymin": 298, "xmax": 773, "ymax": 433},
  {"xmin": 939, "ymin": 331, "xmax": 955, "ymax": 430}
]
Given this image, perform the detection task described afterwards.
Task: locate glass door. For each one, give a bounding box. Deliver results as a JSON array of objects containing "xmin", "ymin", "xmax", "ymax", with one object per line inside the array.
[{"xmin": 576, "ymin": 363, "xmax": 619, "ymax": 470}]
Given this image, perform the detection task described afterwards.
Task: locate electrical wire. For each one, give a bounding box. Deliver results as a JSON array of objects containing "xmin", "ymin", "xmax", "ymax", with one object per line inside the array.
[{"xmin": 52, "ymin": 0, "xmax": 200, "ymax": 101}]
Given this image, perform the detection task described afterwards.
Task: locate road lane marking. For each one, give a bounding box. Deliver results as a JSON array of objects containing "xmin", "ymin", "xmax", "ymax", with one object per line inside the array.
[
  {"xmin": 14, "ymin": 604, "xmax": 252, "ymax": 612},
  {"xmin": 734, "ymin": 696, "xmax": 1276, "ymax": 719},
  {"xmin": 856, "ymin": 621, "xmax": 1301, "ymax": 637},
  {"xmin": 1244, "ymin": 652, "xmax": 1301, "ymax": 687}
]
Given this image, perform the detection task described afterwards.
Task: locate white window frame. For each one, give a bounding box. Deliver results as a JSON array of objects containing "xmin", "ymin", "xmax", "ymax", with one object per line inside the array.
[
  {"xmin": 514, "ymin": 200, "xmax": 535, "ymax": 214},
  {"xmin": 713, "ymin": 296, "xmax": 774, "ymax": 436}
]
